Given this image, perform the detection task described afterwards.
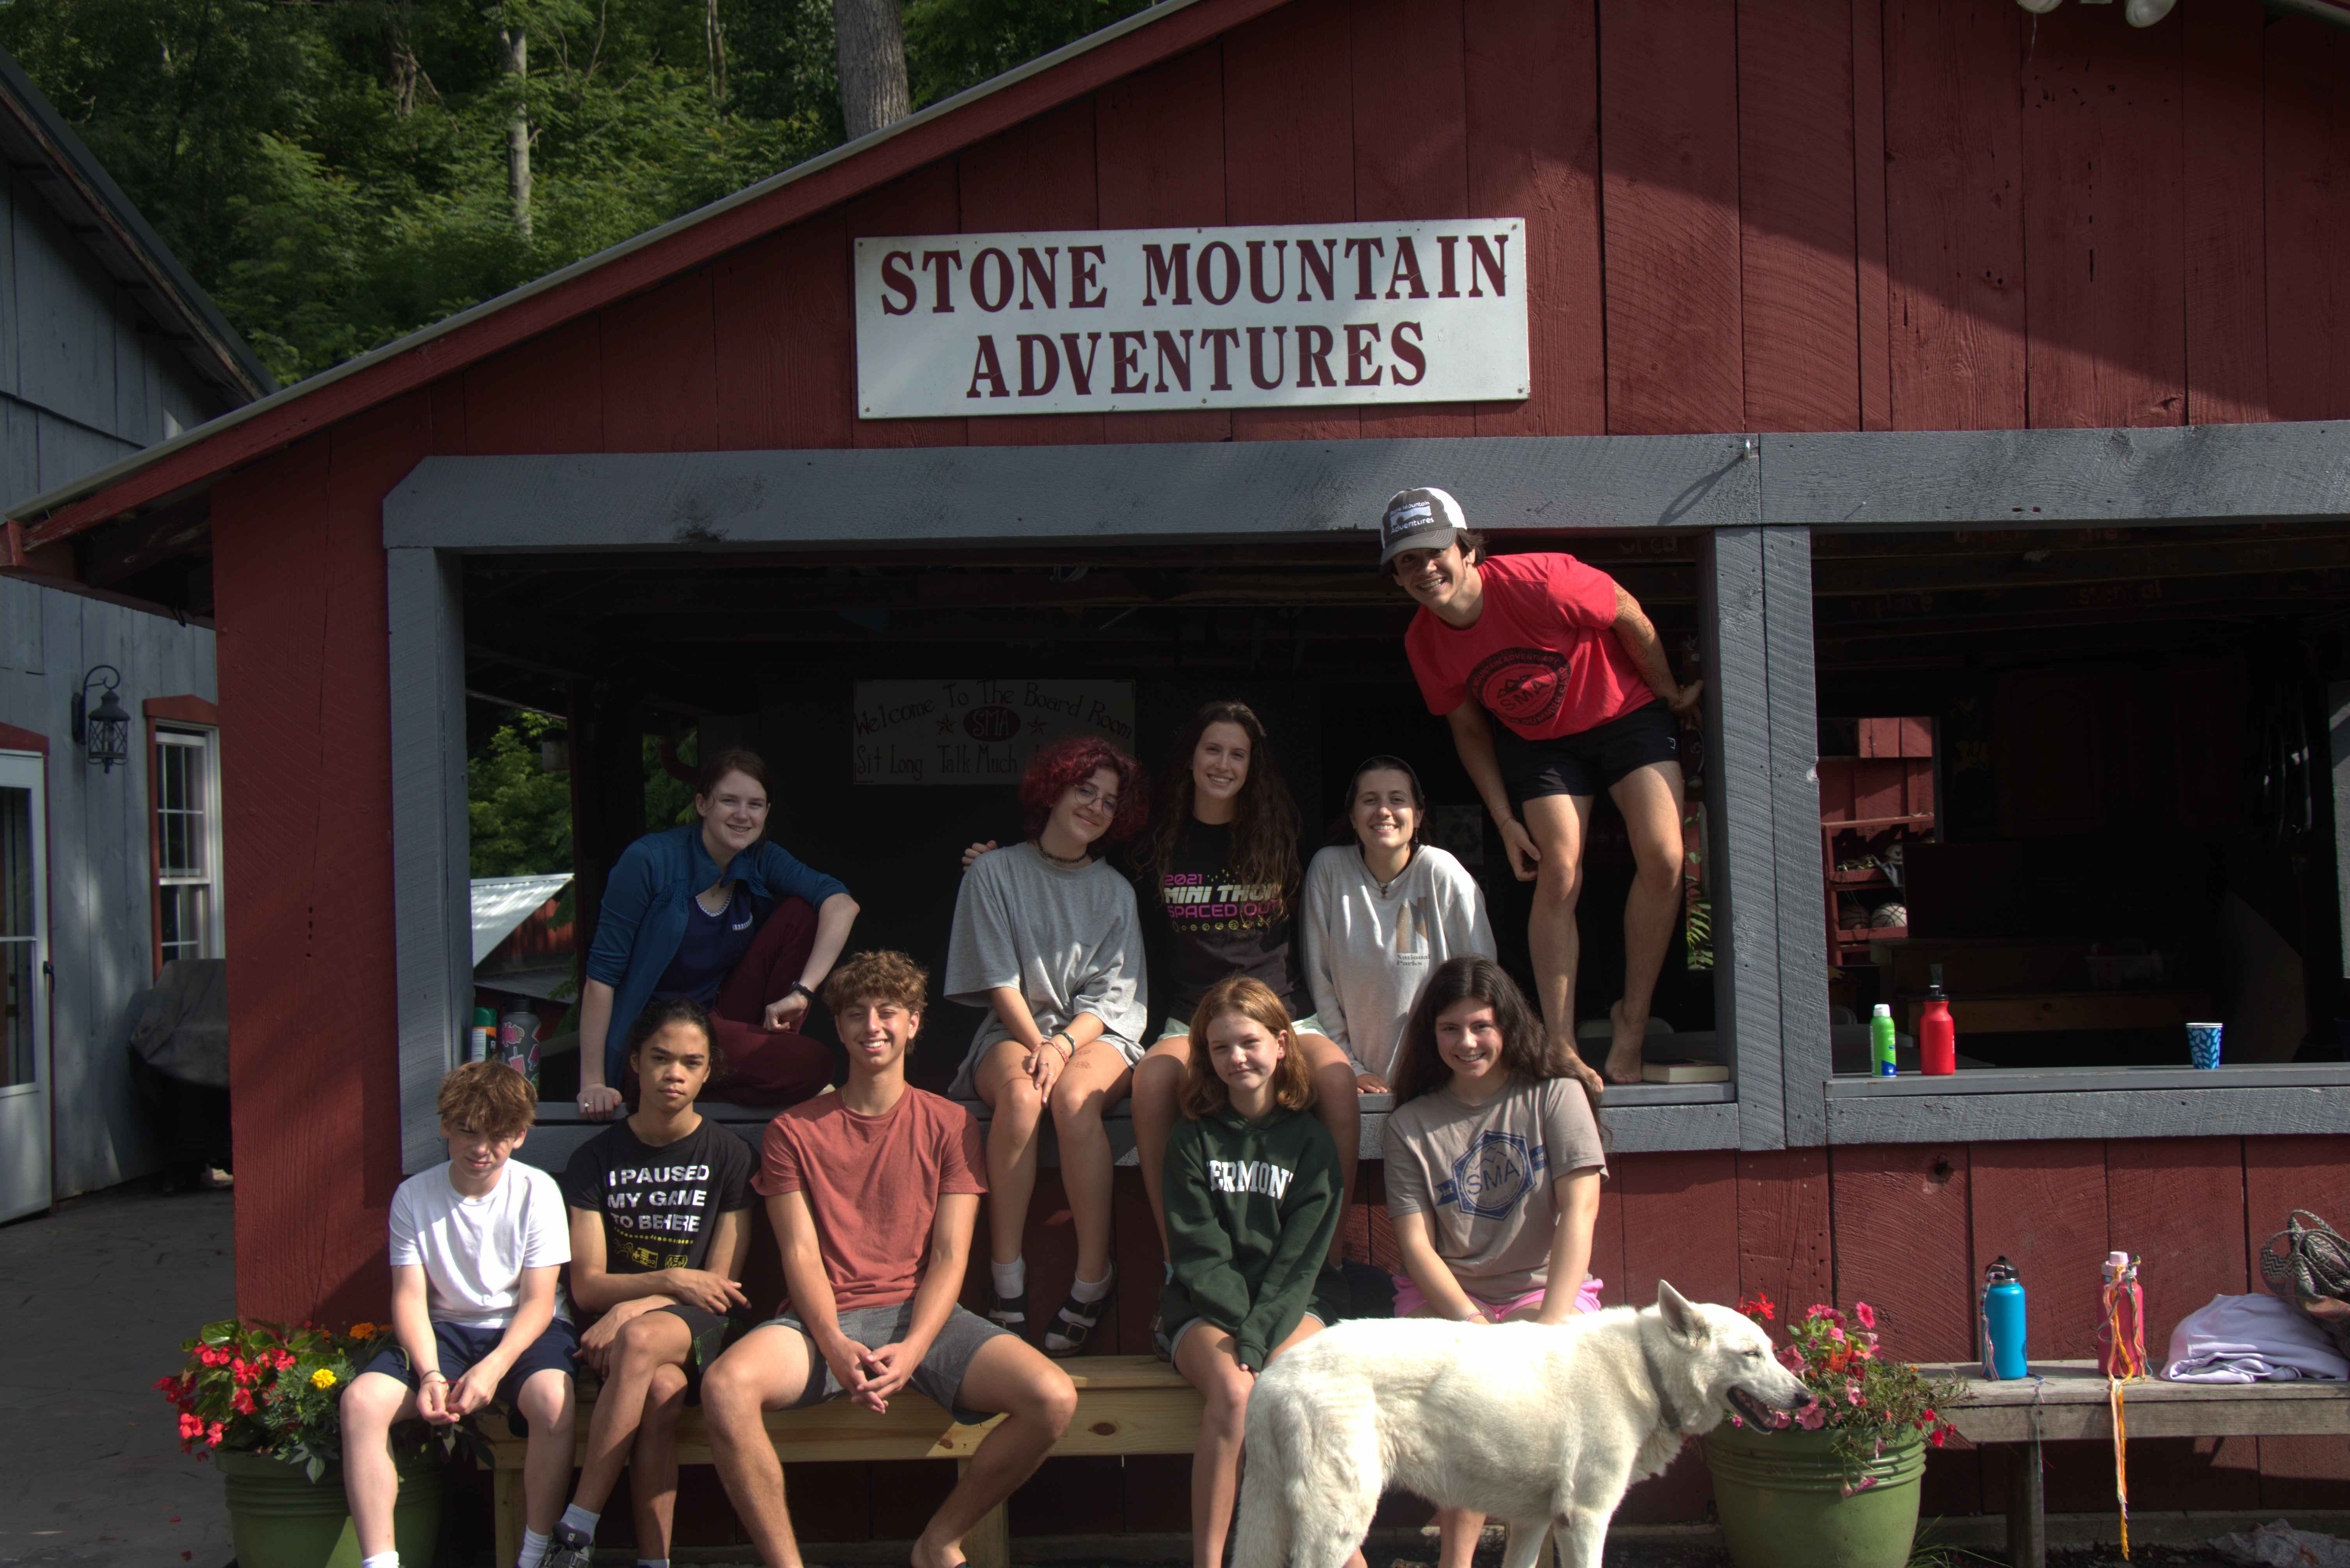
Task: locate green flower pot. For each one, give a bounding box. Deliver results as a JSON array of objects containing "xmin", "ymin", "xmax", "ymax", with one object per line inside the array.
[
  {"xmin": 217, "ymin": 1447, "xmax": 442, "ymax": 1568},
  {"xmin": 1703, "ymin": 1421, "xmax": 1927, "ymax": 1568}
]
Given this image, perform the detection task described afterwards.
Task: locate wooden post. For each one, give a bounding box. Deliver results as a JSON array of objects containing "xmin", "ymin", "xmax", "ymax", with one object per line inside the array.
[
  {"xmin": 957, "ymin": 1460, "xmax": 1012, "ymax": 1568},
  {"xmin": 2007, "ymin": 1435, "xmax": 2045, "ymax": 1568},
  {"xmin": 494, "ymin": 1460, "xmax": 526, "ymax": 1568}
]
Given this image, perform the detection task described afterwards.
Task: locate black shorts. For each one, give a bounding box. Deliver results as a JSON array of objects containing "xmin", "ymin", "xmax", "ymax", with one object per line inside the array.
[
  {"xmin": 648, "ymin": 1301, "xmax": 749, "ymax": 1404},
  {"xmin": 357, "ymin": 1317, "xmax": 579, "ymax": 1435},
  {"xmin": 1493, "ymin": 701, "xmax": 1679, "ymax": 803}
]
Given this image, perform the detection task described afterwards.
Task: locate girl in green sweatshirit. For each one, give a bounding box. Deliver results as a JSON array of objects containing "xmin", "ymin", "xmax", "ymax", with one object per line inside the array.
[{"xmin": 1159, "ymin": 976, "xmax": 1363, "ymax": 1568}]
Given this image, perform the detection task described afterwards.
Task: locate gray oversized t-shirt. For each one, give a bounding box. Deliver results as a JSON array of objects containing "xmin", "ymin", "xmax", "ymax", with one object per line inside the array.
[
  {"xmin": 944, "ymin": 841, "xmax": 1148, "ymax": 1095},
  {"xmin": 1383, "ymin": 1073, "xmax": 1608, "ymax": 1300}
]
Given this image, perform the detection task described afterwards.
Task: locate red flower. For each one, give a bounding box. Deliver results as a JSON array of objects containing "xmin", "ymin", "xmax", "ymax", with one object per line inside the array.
[
  {"xmin": 1854, "ymin": 1302, "xmax": 1878, "ymax": 1330},
  {"xmin": 1920, "ymin": 1408, "xmax": 1937, "ymax": 1422},
  {"xmin": 231, "ymin": 1389, "xmax": 257, "ymax": 1416},
  {"xmin": 205, "ymin": 1421, "xmax": 224, "ymax": 1447},
  {"xmin": 1930, "ymin": 1428, "xmax": 1948, "ymax": 1447},
  {"xmin": 1738, "ymin": 1292, "xmax": 1777, "ymax": 1323}
]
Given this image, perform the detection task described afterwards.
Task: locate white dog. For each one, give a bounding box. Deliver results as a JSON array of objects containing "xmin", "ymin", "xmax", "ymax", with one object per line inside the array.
[{"xmin": 1233, "ymin": 1281, "xmax": 1814, "ymax": 1568}]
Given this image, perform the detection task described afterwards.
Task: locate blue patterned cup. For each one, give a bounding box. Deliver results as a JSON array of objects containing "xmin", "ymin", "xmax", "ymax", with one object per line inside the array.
[{"xmin": 2187, "ymin": 1022, "xmax": 2224, "ymax": 1070}]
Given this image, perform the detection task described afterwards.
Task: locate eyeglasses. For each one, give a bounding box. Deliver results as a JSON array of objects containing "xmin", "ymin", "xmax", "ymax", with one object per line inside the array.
[{"xmin": 1072, "ymin": 781, "xmax": 1121, "ymax": 814}]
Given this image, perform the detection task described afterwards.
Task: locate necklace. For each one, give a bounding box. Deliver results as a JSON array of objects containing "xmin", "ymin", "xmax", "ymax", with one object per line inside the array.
[
  {"xmin": 1035, "ymin": 841, "xmax": 1091, "ymax": 869},
  {"xmin": 1362, "ymin": 844, "xmax": 1415, "ymax": 897},
  {"xmin": 696, "ymin": 883, "xmax": 733, "ymax": 916}
]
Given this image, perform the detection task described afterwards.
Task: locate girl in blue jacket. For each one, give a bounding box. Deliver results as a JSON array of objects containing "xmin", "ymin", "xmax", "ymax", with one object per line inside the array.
[{"xmin": 575, "ymin": 749, "xmax": 859, "ymax": 1117}]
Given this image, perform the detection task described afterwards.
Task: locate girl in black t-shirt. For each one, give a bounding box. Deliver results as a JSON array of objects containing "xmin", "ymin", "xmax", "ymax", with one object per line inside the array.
[{"xmin": 960, "ymin": 702, "xmax": 1363, "ymax": 1354}]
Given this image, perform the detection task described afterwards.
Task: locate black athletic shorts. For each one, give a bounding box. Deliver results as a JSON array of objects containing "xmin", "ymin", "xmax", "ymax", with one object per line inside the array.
[
  {"xmin": 1493, "ymin": 700, "xmax": 1679, "ymax": 803},
  {"xmin": 648, "ymin": 1301, "xmax": 749, "ymax": 1404}
]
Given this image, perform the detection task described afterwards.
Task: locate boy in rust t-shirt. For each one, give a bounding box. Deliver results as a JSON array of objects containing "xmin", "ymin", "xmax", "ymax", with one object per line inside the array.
[{"xmin": 699, "ymin": 952, "xmax": 1077, "ymax": 1568}]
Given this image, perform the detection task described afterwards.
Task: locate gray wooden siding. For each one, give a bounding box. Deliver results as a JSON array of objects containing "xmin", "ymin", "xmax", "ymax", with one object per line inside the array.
[
  {"xmin": 0, "ymin": 573, "xmax": 217, "ymax": 1198},
  {"xmin": 0, "ymin": 164, "xmax": 222, "ymax": 512}
]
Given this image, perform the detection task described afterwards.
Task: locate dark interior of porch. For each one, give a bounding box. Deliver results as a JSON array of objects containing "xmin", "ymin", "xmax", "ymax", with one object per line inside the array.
[
  {"xmin": 1810, "ymin": 523, "xmax": 2350, "ymax": 1071},
  {"xmin": 457, "ymin": 536, "xmax": 1716, "ymax": 1093}
]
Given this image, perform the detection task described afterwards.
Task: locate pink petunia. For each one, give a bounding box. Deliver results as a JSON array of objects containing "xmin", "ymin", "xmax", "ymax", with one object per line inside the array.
[
  {"xmin": 1846, "ymin": 1384, "xmax": 1865, "ymax": 1405},
  {"xmin": 1854, "ymin": 1302, "xmax": 1877, "ymax": 1330},
  {"xmin": 1796, "ymin": 1403, "xmax": 1828, "ymax": 1430}
]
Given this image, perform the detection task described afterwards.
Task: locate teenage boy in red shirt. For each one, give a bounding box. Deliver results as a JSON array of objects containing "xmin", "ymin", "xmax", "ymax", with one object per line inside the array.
[
  {"xmin": 701, "ymin": 951, "xmax": 1077, "ymax": 1568},
  {"xmin": 1382, "ymin": 486, "xmax": 1702, "ymax": 1086}
]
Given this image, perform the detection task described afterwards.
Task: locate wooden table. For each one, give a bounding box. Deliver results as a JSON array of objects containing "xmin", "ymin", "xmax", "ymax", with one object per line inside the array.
[{"xmin": 1918, "ymin": 1360, "xmax": 2350, "ymax": 1568}]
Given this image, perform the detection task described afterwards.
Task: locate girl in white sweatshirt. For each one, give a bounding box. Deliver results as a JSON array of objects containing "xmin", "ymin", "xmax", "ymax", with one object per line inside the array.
[{"xmin": 1301, "ymin": 756, "xmax": 1496, "ymax": 1089}]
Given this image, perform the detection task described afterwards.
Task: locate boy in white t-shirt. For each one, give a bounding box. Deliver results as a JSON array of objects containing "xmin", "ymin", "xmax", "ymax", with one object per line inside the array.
[{"xmin": 341, "ymin": 1061, "xmax": 577, "ymax": 1568}]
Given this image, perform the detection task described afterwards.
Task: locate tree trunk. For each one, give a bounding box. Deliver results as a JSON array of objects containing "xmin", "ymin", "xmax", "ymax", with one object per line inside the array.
[
  {"xmin": 387, "ymin": 7, "xmax": 419, "ymax": 119},
  {"xmin": 500, "ymin": 23, "xmax": 532, "ymax": 240},
  {"xmin": 832, "ymin": 0, "xmax": 909, "ymax": 140},
  {"xmin": 706, "ymin": 0, "xmax": 728, "ymax": 105}
]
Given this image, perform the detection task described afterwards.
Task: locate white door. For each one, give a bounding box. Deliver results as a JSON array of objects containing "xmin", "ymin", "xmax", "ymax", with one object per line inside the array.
[{"xmin": 0, "ymin": 751, "xmax": 48, "ymax": 1221}]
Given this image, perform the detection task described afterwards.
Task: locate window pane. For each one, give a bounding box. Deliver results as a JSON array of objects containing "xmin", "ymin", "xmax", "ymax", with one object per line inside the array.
[
  {"xmin": 1, "ymin": 939, "xmax": 29, "ymax": 1087},
  {"xmin": 0, "ymin": 788, "xmax": 28, "ymax": 939}
]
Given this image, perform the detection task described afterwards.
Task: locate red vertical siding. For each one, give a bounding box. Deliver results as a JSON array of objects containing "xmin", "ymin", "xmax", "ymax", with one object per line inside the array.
[
  {"xmin": 1464, "ymin": 0, "xmax": 1606, "ymax": 438},
  {"xmin": 2244, "ymin": 1138, "xmax": 2350, "ymax": 1508},
  {"xmin": 602, "ymin": 267, "xmax": 722, "ymax": 449},
  {"xmin": 2180, "ymin": 0, "xmax": 2270, "ymax": 424},
  {"xmin": 1883, "ymin": 0, "xmax": 2026, "ymax": 430},
  {"xmin": 2109, "ymin": 1137, "xmax": 2259, "ymax": 1508},
  {"xmin": 1737, "ymin": 0, "xmax": 1862, "ymax": 432},
  {"xmin": 1349, "ymin": 0, "xmax": 1477, "ymax": 443},
  {"xmin": 221, "ymin": 400, "xmax": 428, "ymax": 1323},
  {"xmin": 1736, "ymin": 1147, "xmax": 1835, "ymax": 1321},
  {"xmin": 847, "ymin": 166, "xmax": 969, "ymax": 449},
  {"xmin": 1597, "ymin": 0, "xmax": 1745, "ymax": 435},
  {"xmin": 2262, "ymin": 15, "xmax": 2350, "ymax": 422},
  {"xmin": 958, "ymin": 99, "xmax": 1109, "ymax": 448},
  {"xmin": 1851, "ymin": 0, "xmax": 1894, "ymax": 431},
  {"xmin": 2020, "ymin": 9, "xmax": 2186, "ymax": 428},
  {"xmin": 462, "ymin": 314, "xmax": 605, "ymax": 453},
  {"xmin": 1221, "ymin": 0, "xmax": 1359, "ymax": 443},
  {"xmin": 1615, "ymin": 1151, "xmax": 1740, "ymax": 1522},
  {"xmin": 1096, "ymin": 46, "xmax": 1234, "ymax": 445}
]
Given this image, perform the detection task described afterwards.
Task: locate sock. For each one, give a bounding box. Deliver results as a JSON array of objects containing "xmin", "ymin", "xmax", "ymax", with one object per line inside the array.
[
  {"xmin": 361, "ymin": 1554, "xmax": 400, "ymax": 1568},
  {"xmin": 1163, "ymin": 1260, "xmax": 1175, "ymax": 1285},
  {"xmin": 991, "ymin": 1258, "xmax": 1026, "ymax": 1297},
  {"xmin": 517, "ymin": 1527, "xmax": 550, "ymax": 1568},
  {"xmin": 1069, "ymin": 1268, "xmax": 1114, "ymax": 1303},
  {"xmin": 558, "ymin": 1504, "xmax": 600, "ymax": 1539}
]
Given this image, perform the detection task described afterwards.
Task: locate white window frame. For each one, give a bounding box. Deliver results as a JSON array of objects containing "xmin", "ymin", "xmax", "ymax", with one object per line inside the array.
[{"xmin": 153, "ymin": 724, "xmax": 226, "ymax": 965}]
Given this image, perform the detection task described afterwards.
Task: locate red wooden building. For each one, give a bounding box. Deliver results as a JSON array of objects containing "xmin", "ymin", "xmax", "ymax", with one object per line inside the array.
[{"xmin": 8, "ymin": 0, "xmax": 2350, "ymax": 1545}]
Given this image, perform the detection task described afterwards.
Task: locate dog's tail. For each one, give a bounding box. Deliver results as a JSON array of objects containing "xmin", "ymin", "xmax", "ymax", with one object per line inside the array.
[{"xmin": 1234, "ymin": 1372, "xmax": 1303, "ymax": 1568}]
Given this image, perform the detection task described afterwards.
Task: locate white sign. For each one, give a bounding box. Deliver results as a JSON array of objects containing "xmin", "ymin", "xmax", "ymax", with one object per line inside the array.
[
  {"xmin": 854, "ymin": 219, "xmax": 1528, "ymax": 419},
  {"xmin": 852, "ymin": 679, "xmax": 1136, "ymax": 785}
]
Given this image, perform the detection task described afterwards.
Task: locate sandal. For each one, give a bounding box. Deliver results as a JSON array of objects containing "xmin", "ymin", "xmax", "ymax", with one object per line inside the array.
[
  {"xmin": 1150, "ymin": 1309, "xmax": 1173, "ymax": 1363},
  {"xmin": 1044, "ymin": 1267, "xmax": 1116, "ymax": 1357},
  {"xmin": 988, "ymin": 1287, "xmax": 1030, "ymax": 1339}
]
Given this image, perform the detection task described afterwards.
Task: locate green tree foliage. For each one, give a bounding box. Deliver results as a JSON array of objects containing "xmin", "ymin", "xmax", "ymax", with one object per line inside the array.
[
  {"xmin": 0, "ymin": 0, "xmax": 1144, "ymax": 385},
  {"xmin": 468, "ymin": 712, "xmax": 573, "ymax": 876}
]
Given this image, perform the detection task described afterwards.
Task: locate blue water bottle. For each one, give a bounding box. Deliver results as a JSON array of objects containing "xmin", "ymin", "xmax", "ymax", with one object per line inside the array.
[{"xmin": 1981, "ymin": 1256, "xmax": 2028, "ymax": 1380}]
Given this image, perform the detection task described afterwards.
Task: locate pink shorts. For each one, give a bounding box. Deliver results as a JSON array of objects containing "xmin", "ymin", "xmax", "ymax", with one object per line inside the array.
[{"xmin": 1392, "ymin": 1274, "xmax": 1605, "ymax": 1320}]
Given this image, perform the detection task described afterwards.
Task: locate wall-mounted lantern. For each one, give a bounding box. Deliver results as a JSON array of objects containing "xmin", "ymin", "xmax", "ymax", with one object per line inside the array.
[{"xmin": 72, "ymin": 665, "xmax": 130, "ymax": 772}]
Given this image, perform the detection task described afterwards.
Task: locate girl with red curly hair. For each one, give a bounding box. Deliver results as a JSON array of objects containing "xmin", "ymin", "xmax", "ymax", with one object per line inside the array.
[{"xmin": 944, "ymin": 736, "xmax": 1150, "ymax": 1355}]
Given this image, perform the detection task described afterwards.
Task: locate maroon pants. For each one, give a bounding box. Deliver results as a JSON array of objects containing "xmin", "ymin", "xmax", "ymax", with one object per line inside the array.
[{"xmin": 699, "ymin": 895, "xmax": 831, "ymax": 1106}]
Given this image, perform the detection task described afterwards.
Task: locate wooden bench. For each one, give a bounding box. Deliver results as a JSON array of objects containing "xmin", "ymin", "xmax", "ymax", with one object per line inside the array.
[
  {"xmin": 1922, "ymin": 1360, "xmax": 2350, "ymax": 1568},
  {"xmin": 490, "ymin": 1354, "xmax": 1201, "ymax": 1568}
]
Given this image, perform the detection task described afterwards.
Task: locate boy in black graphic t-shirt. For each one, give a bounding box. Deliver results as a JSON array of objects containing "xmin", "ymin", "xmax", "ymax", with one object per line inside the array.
[{"xmin": 547, "ymin": 999, "xmax": 756, "ymax": 1568}]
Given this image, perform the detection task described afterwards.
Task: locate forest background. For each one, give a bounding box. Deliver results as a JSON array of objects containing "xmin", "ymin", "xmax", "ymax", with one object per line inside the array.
[
  {"xmin": 0, "ymin": 0, "xmax": 1147, "ymax": 384},
  {"xmin": 0, "ymin": 0, "xmax": 1150, "ymax": 876}
]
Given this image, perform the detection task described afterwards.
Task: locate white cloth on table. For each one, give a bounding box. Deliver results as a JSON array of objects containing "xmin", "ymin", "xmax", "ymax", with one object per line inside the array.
[{"xmin": 2163, "ymin": 1291, "xmax": 2349, "ymax": 1383}]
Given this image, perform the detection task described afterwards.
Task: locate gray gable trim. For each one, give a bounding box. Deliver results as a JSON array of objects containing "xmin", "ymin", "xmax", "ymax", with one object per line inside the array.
[{"xmin": 0, "ymin": 48, "xmax": 274, "ymax": 405}]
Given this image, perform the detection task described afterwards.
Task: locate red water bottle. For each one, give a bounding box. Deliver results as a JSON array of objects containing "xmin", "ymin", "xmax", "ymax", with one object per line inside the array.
[{"xmin": 1920, "ymin": 963, "xmax": 1956, "ymax": 1076}]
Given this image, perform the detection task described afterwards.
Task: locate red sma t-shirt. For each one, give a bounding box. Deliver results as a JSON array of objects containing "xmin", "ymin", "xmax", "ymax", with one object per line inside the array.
[{"xmin": 1404, "ymin": 552, "xmax": 1654, "ymax": 740}]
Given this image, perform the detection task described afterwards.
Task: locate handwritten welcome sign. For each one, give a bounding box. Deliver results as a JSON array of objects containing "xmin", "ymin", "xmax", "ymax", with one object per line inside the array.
[
  {"xmin": 853, "ymin": 219, "xmax": 1528, "ymax": 419},
  {"xmin": 851, "ymin": 679, "xmax": 1137, "ymax": 786}
]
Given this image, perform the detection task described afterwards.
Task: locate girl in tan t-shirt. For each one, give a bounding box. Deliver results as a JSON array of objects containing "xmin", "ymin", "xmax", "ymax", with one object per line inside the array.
[{"xmin": 1384, "ymin": 954, "xmax": 1608, "ymax": 1568}]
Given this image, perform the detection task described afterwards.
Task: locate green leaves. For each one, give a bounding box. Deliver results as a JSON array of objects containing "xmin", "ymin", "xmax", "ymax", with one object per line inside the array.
[{"xmin": 0, "ymin": 0, "xmax": 1147, "ymax": 385}]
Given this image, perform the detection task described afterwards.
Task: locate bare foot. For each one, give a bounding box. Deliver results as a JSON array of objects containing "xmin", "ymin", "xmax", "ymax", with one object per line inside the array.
[
  {"xmin": 1557, "ymin": 1038, "xmax": 1609, "ymax": 1100},
  {"xmin": 1604, "ymin": 1000, "xmax": 1646, "ymax": 1084}
]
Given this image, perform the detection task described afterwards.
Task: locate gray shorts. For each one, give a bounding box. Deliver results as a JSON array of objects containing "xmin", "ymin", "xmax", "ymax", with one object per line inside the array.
[
  {"xmin": 1168, "ymin": 1311, "xmax": 1327, "ymax": 1365},
  {"xmin": 769, "ymin": 1300, "xmax": 1007, "ymax": 1426}
]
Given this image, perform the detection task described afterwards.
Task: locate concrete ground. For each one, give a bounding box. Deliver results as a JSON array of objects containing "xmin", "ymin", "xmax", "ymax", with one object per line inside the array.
[{"xmin": 0, "ymin": 1181, "xmax": 234, "ymax": 1568}]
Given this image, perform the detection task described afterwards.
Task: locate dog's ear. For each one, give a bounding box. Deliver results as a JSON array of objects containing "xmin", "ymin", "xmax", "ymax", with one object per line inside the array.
[{"xmin": 1656, "ymin": 1280, "xmax": 1707, "ymax": 1342}]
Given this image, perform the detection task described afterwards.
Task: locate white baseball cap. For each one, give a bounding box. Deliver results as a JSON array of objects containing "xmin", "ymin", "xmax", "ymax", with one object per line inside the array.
[{"xmin": 1379, "ymin": 486, "xmax": 1468, "ymax": 565}]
